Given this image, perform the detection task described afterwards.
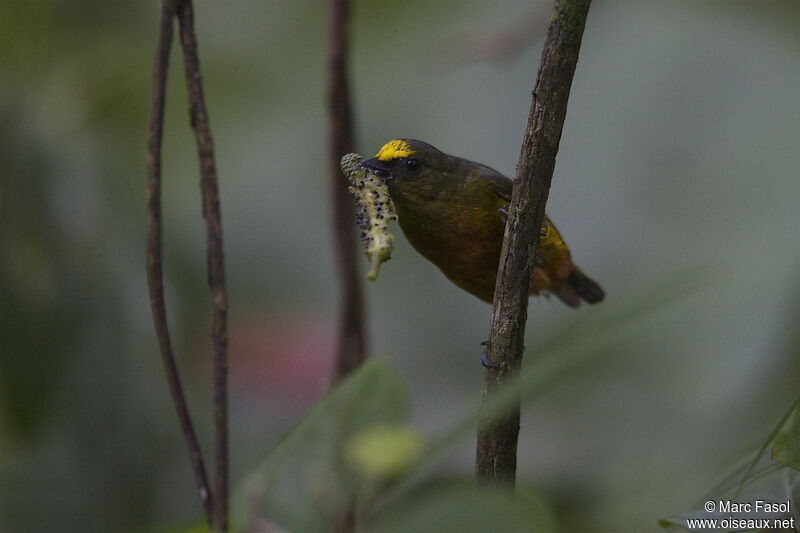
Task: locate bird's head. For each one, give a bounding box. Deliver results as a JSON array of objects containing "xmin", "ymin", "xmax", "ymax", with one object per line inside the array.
[{"xmin": 360, "ymin": 139, "xmax": 460, "ymax": 202}]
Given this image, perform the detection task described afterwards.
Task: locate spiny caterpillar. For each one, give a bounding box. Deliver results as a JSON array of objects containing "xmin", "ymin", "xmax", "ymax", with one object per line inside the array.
[{"xmin": 340, "ymin": 153, "xmax": 397, "ymax": 281}]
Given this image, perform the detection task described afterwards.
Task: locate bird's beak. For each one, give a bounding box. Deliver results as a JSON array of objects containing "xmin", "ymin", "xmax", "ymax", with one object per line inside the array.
[{"xmin": 360, "ymin": 157, "xmax": 392, "ymax": 180}]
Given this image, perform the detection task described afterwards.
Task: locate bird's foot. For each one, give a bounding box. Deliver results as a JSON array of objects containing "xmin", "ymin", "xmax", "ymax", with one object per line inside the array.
[
  {"xmin": 480, "ymin": 340, "xmax": 500, "ymax": 368},
  {"xmin": 498, "ymin": 204, "xmax": 510, "ymax": 223}
]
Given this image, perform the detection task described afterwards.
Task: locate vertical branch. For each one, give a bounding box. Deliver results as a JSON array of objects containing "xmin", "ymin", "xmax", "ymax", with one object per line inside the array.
[
  {"xmin": 146, "ymin": 0, "xmax": 213, "ymax": 525},
  {"xmin": 176, "ymin": 2, "xmax": 230, "ymax": 531},
  {"xmin": 476, "ymin": 0, "xmax": 592, "ymax": 483},
  {"xmin": 327, "ymin": 0, "xmax": 367, "ymax": 381}
]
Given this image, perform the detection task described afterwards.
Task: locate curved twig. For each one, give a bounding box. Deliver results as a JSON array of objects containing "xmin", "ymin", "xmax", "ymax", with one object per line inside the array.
[
  {"xmin": 175, "ymin": 1, "xmax": 230, "ymax": 531},
  {"xmin": 146, "ymin": 0, "xmax": 213, "ymax": 524}
]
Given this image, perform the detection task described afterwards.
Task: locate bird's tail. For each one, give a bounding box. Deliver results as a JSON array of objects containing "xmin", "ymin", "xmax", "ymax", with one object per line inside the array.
[{"xmin": 555, "ymin": 266, "xmax": 605, "ymax": 308}]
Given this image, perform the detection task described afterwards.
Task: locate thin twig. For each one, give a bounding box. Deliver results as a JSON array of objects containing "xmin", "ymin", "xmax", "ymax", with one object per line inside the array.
[
  {"xmin": 327, "ymin": 0, "xmax": 367, "ymax": 381},
  {"xmin": 328, "ymin": 0, "xmax": 363, "ymax": 528},
  {"xmin": 176, "ymin": 2, "xmax": 230, "ymax": 531},
  {"xmin": 146, "ymin": 0, "xmax": 213, "ymax": 524},
  {"xmin": 476, "ymin": 0, "xmax": 593, "ymax": 484}
]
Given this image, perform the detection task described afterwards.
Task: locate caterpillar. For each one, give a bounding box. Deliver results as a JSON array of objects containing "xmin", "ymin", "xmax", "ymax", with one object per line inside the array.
[{"xmin": 340, "ymin": 153, "xmax": 397, "ymax": 281}]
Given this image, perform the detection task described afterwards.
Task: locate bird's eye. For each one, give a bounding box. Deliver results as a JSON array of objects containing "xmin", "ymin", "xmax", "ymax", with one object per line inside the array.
[{"xmin": 405, "ymin": 158, "xmax": 420, "ymax": 172}]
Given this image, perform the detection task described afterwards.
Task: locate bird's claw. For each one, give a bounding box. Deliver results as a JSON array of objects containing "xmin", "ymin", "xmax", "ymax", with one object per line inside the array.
[
  {"xmin": 480, "ymin": 340, "xmax": 500, "ymax": 368},
  {"xmin": 498, "ymin": 204, "xmax": 510, "ymax": 223}
]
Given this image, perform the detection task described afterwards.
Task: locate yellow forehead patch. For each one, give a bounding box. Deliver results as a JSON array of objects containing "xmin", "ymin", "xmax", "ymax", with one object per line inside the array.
[{"xmin": 375, "ymin": 139, "xmax": 415, "ymax": 161}]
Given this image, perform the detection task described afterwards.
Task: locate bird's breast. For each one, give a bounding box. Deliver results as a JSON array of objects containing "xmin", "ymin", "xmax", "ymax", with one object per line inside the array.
[{"xmin": 394, "ymin": 196, "xmax": 504, "ymax": 297}]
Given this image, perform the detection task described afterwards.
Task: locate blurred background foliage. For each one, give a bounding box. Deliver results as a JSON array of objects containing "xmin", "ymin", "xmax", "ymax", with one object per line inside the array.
[{"xmin": 2, "ymin": 0, "xmax": 800, "ymax": 531}]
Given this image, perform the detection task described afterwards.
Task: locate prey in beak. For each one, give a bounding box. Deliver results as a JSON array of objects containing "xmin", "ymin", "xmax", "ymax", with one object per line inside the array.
[{"xmin": 360, "ymin": 157, "xmax": 392, "ymax": 180}]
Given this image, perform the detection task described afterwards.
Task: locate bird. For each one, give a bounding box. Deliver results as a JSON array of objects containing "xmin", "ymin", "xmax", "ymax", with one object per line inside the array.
[{"xmin": 359, "ymin": 139, "xmax": 604, "ymax": 307}]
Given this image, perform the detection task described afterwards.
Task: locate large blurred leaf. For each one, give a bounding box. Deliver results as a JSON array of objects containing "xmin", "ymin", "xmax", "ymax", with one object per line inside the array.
[
  {"xmin": 773, "ymin": 403, "xmax": 800, "ymax": 472},
  {"xmin": 660, "ymin": 456, "xmax": 800, "ymax": 531},
  {"xmin": 722, "ymin": 393, "xmax": 800, "ymax": 498},
  {"xmin": 236, "ymin": 360, "xmax": 557, "ymax": 532},
  {"xmin": 235, "ymin": 359, "xmax": 408, "ymax": 532},
  {"xmin": 367, "ymin": 479, "xmax": 555, "ymax": 533},
  {"xmin": 661, "ymin": 359, "xmax": 800, "ymax": 531},
  {"xmin": 380, "ymin": 276, "xmax": 707, "ymax": 507}
]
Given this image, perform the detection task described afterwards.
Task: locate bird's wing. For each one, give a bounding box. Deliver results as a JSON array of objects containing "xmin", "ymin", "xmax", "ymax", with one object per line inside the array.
[
  {"xmin": 475, "ymin": 162, "xmax": 558, "ymax": 231},
  {"xmin": 474, "ymin": 164, "xmax": 513, "ymax": 202}
]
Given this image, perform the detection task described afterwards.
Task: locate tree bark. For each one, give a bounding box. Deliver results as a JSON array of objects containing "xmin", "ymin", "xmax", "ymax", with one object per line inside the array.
[{"xmin": 476, "ymin": 0, "xmax": 593, "ymax": 484}]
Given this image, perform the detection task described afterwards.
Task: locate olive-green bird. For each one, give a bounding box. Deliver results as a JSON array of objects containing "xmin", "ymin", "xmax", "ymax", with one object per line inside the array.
[{"xmin": 361, "ymin": 139, "xmax": 604, "ymax": 307}]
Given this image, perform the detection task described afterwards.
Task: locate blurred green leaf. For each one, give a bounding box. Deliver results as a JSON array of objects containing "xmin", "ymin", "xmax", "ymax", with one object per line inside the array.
[
  {"xmin": 346, "ymin": 425, "xmax": 424, "ymax": 480},
  {"xmin": 663, "ymin": 384, "xmax": 800, "ymax": 531},
  {"xmin": 367, "ymin": 479, "xmax": 554, "ymax": 533},
  {"xmin": 476, "ymin": 275, "xmax": 707, "ymax": 433},
  {"xmin": 659, "ymin": 456, "xmax": 799, "ymax": 531},
  {"xmin": 234, "ymin": 359, "xmax": 408, "ymax": 533},
  {"xmin": 773, "ymin": 403, "xmax": 800, "ymax": 471},
  {"xmin": 380, "ymin": 275, "xmax": 707, "ymax": 507},
  {"xmin": 732, "ymin": 393, "xmax": 800, "ymax": 495}
]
